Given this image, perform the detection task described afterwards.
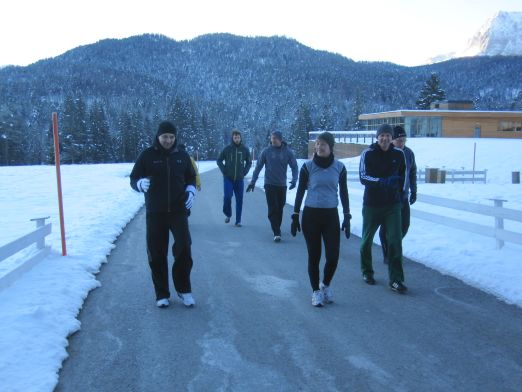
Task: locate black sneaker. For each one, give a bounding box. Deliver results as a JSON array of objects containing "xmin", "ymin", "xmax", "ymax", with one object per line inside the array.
[
  {"xmin": 389, "ymin": 281, "xmax": 408, "ymax": 293},
  {"xmin": 363, "ymin": 275, "xmax": 375, "ymax": 285}
]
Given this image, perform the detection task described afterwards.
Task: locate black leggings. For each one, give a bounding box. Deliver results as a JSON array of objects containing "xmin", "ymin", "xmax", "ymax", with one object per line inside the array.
[{"xmin": 302, "ymin": 207, "xmax": 340, "ymax": 291}]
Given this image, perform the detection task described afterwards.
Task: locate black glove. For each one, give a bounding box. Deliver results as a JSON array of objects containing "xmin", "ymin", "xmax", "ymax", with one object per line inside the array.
[
  {"xmin": 409, "ymin": 192, "xmax": 417, "ymax": 205},
  {"xmin": 246, "ymin": 183, "xmax": 255, "ymax": 192},
  {"xmin": 288, "ymin": 181, "xmax": 296, "ymax": 190},
  {"xmin": 341, "ymin": 213, "xmax": 351, "ymax": 239},
  {"xmin": 379, "ymin": 175, "xmax": 401, "ymax": 188},
  {"xmin": 291, "ymin": 213, "xmax": 301, "ymax": 237}
]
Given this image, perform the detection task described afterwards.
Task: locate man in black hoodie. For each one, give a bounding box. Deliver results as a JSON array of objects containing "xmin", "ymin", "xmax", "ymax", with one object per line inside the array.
[
  {"xmin": 216, "ymin": 129, "xmax": 252, "ymax": 226},
  {"xmin": 130, "ymin": 121, "xmax": 197, "ymax": 308},
  {"xmin": 359, "ymin": 124, "xmax": 407, "ymax": 293}
]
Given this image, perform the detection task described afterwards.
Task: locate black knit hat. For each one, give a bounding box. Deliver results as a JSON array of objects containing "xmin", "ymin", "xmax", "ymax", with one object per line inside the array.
[
  {"xmin": 271, "ymin": 131, "xmax": 283, "ymax": 142},
  {"xmin": 156, "ymin": 121, "xmax": 177, "ymax": 137},
  {"xmin": 317, "ymin": 131, "xmax": 335, "ymax": 151},
  {"xmin": 376, "ymin": 124, "xmax": 393, "ymax": 137},
  {"xmin": 393, "ymin": 125, "xmax": 407, "ymax": 139}
]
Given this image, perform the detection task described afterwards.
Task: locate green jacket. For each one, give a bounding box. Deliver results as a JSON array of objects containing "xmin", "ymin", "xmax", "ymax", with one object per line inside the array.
[{"xmin": 217, "ymin": 142, "xmax": 252, "ymax": 181}]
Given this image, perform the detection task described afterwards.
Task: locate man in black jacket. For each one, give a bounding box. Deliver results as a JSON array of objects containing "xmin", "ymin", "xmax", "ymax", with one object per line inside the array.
[
  {"xmin": 379, "ymin": 125, "xmax": 417, "ymax": 264},
  {"xmin": 216, "ymin": 129, "xmax": 252, "ymax": 226},
  {"xmin": 359, "ymin": 124, "xmax": 407, "ymax": 293},
  {"xmin": 130, "ymin": 121, "xmax": 197, "ymax": 308}
]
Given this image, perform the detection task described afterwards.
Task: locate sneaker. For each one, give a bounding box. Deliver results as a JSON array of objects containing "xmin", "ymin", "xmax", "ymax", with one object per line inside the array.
[
  {"xmin": 363, "ymin": 275, "xmax": 376, "ymax": 285},
  {"xmin": 177, "ymin": 292, "xmax": 196, "ymax": 307},
  {"xmin": 156, "ymin": 298, "xmax": 169, "ymax": 308},
  {"xmin": 273, "ymin": 235, "xmax": 281, "ymax": 242},
  {"xmin": 320, "ymin": 282, "xmax": 333, "ymax": 304},
  {"xmin": 389, "ymin": 281, "xmax": 408, "ymax": 293},
  {"xmin": 311, "ymin": 290, "xmax": 324, "ymax": 307},
  {"xmin": 235, "ymin": 222, "xmax": 242, "ymax": 227},
  {"xmin": 225, "ymin": 217, "xmax": 230, "ymax": 223}
]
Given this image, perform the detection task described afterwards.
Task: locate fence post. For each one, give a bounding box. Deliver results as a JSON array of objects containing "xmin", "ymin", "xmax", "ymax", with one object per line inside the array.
[
  {"xmin": 488, "ymin": 198, "xmax": 506, "ymax": 249},
  {"xmin": 30, "ymin": 216, "xmax": 50, "ymax": 249}
]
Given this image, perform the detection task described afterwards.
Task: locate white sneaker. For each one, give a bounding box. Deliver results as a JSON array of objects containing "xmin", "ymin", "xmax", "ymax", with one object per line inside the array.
[
  {"xmin": 320, "ymin": 282, "xmax": 333, "ymax": 304},
  {"xmin": 274, "ymin": 235, "xmax": 281, "ymax": 242},
  {"xmin": 156, "ymin": 298, "xmax": 169, "ymax": 308},
  {"xmin": 178, "ymin": 292, "xmax": 196, "ymax": 307},
  {"xmin": 311, "ymin": 290, "xmax": 324, "ymax": 307}
]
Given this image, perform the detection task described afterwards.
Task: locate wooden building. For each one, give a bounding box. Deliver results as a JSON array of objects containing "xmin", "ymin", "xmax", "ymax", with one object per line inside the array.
[{"xmin": 359, "ymin": 105, "xmax": 522, "ymax": 138}]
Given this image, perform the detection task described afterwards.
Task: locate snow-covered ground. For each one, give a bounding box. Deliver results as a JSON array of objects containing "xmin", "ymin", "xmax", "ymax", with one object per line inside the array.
[{"xmin": 1, "ymin": 138, "xmax": 521, "ymax": 392}]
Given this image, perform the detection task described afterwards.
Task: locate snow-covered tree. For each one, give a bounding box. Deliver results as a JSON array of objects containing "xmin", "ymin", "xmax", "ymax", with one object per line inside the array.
[{"xmin": 416, "ymin": 73, "xmax": 446, "ymax": 109}]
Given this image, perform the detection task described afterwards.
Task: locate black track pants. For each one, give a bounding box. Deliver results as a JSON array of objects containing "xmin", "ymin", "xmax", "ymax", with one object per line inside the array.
[
  {"xmin": 264, "ymin": 184, "xmax": 287, "ymax": 236},
  {"xmin": 146, "ymin": 211, "xmax": 193, "ymax": 300}
]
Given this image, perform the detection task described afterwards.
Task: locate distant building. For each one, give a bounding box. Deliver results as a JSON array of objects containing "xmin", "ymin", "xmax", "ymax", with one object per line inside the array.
[
  {"xmin": 359, "ymin": 101, "xmax": 522, "ymax": 138},
  {"xmin": 430, "ymin": 100, "xmax": 475, "ymax": 110}
]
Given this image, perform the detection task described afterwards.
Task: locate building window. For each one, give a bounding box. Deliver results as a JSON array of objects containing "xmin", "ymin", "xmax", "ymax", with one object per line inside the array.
[
  {"xmin": 361, "ymin": 117, "xmax": 405, "ymax": 132},
  {"xmin": 405, "ymin": 116, "xmax": 441, "ymax": 137},
  {"xmin": 498, "ymin": 121, "xmax": 522, "ymax": 132}
]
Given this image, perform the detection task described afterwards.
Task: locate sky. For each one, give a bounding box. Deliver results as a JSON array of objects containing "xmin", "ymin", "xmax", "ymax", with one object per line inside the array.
[
  {"xmin": 1, "ymin": 138, "xmax": 522, "ymax": 391},
  {"xmin": 1, "ymin": 0, "xmax": 521, "ymax": 67}
]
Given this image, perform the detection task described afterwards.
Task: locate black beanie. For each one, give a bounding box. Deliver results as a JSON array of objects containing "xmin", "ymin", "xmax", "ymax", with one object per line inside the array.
[
  {"xmin": 271, "ymin": 131, "xmax": 283, "ymax": 142},
  {"xmin": 317, "ymin": 131, "xmax": 335, "ymax": 151},
  {"xmin": 157, "ymin": 121, "xmax": 177, "ymax": 137},
  {"xmin": 376, "ymin": 124, "xmax": 393, "ymax": 137},
  {"xmin": 393, "ymin": 125, "xmax": 407, "ymax": 139}
]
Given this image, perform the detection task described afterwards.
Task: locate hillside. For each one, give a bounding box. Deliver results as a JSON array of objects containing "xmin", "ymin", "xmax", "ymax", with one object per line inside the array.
[{"xmin": 1, "ymin": 33, "xmax": 522, "ymax": 165}]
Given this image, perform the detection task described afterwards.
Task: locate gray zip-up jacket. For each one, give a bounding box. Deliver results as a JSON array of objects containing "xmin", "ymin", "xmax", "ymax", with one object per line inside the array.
[{"xmin": 250, "ymin": 142, "xmax": 298, "ymax": 187}]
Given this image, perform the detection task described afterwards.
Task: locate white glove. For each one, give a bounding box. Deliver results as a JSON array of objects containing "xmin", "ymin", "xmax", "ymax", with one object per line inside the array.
[
  {"xmin": 137, "ymin": 178, "xmax": 150, "ymax": 193},
  {"xmin": 185, "ymin": 185, "xmax": 196, "ymax": 209}
]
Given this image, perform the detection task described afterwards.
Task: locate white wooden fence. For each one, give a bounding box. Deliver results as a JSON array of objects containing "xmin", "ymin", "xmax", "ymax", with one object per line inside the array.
[
  {"xmin": 417, "ymin": 169, "xmax": 487, "ymax": 184},
  {"xmin": 0, "ymin": 217, "xmax": 52, "ymax": 290},
  {"xmin": 412, "ymin": 196, "xmax": 522, "ymax": 249},
  {"xmin": 346, "ymin": 170, "xmax": 487, "ymax": 184}
]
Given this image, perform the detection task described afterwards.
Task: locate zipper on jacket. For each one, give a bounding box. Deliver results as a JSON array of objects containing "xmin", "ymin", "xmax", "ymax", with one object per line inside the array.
[
  {"xmin": 234, "ymin": 147, "xmax": 238, "ymax": 180},
  {"xmin": 167, "ymin": 156, "xmax": 171, "ymax": 213}
]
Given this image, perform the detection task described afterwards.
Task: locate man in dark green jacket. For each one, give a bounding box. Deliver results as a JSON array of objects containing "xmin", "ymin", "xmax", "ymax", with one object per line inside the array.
[{"xmin": 216, "ymin": 129, "xmax": 252, "ymax": 226}]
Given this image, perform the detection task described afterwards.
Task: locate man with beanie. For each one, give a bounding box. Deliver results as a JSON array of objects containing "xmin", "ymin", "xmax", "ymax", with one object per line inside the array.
[
  {"xmin": 378, "ymin": 125, "xmax": 417, "ymax": 264},
  {"xmin": 359, "ymin": 124, "xmax": 408, "ymax": 293},
  {"xmin": 130, "ymin": 121, "xmax": 198, "ymax": 308},
  {"xmin": 216, "ymin": 129, "xmax": 252, "ymax": 226},
  {"xmin": 247, "ymin": 131, "xmax": 298, "ymax": 242}
]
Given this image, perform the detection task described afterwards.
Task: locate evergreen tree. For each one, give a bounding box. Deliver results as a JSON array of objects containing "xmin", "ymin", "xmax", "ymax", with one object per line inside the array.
[
  {"xmin": 290, "ymin": 103, "xmax": 313, "ymax": 158},
  {"xmin": 89, "ymin": 102, "xmax": 113, "ymax": 162},
  {"xmin": 0, "ymin": 104, "xmax": 25, "ymax": 165},
  {"xmin": 347, "ymin": 90, "xmax": 364, "ymax": 130},
  {"xmin": 60, "ymin": 95, "xmax": 87, "ymax": 163},
  {"xmin": 416, "ymin": 73, "xmax": 446, "ymax": 109},
  {"xmin": 317, "ymin": 105, "xmax": 334, "ymax": 132}
]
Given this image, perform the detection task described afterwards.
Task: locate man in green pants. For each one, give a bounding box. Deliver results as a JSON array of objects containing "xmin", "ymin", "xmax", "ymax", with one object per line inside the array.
[{"xmin": 359, "ymin": 124, "xmax": 407, "ymax": 293}]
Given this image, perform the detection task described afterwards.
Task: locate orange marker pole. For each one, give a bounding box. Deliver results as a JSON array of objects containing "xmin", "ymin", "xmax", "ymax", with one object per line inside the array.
[{"xmin": 52, "ymin": 112, "xmax": 67, "ymax": 256}]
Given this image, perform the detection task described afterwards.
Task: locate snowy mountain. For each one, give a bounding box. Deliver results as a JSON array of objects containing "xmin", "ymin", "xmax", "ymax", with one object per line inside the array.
[{"xmin": 430, "ymin": 11, "xmax": 522, "ymax": 62}]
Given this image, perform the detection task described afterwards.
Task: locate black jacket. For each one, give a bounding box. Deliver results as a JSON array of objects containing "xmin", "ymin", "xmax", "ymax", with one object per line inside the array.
[
  {"xmin": 216, "ymin": 142, "xmax": 252, "ymax": 181},
  {"xmin": 359, "ymin": 142, "xmax": 406, "ymax": 207},
  {"xmin": 130, "ymin": 140, "xmax": 196, "ymax": 213}
]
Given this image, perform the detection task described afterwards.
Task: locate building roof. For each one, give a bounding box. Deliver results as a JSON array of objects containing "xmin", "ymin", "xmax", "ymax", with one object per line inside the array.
[{"xmin": 359, "ymin": 110, "xmax": 522, "ymax": 120}]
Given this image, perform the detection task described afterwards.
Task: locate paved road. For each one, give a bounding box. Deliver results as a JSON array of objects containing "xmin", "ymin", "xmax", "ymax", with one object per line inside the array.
[{"xmin": 56, "ymin": 169, "xmax": 522, "ymax": 392}]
